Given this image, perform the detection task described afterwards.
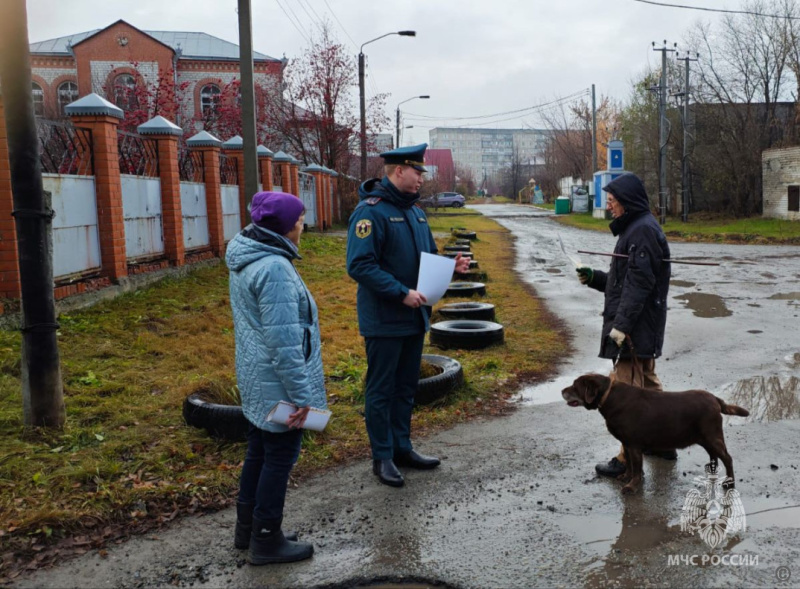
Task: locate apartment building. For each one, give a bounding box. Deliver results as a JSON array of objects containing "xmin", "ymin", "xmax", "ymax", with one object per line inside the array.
[{"xmin": 428, "ymin": 127, "xmax": 549, "ymax": 181}]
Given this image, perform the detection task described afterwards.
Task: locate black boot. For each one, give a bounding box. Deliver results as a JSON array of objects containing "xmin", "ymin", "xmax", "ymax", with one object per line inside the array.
[
  {"xmin": 235, "ymin": 502, "xmax": 297, "ymax": 549},
  {"xmin": 394, "ymin": 450, "xmax": 440, "ymax": 470},
  {"xmin": 372, "ymin": 459, "xmax": 404, "ymax": 487},
  {"xmin": 595, "ymin": 457, "xmax": 626, "ymax": 478},
  {"xmin": 248, "ymin": 518, "xmax": 313, "ymax": 565}
]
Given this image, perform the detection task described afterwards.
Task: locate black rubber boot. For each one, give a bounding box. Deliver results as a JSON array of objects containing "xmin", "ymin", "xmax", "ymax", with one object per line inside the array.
[
  {"xmin": 234, "ymin": 501, "xmax": 255, "ymax": 549},
  {"xmin": 235, "ymin": 503, "xmax": 297, "ymax": 548},
  {"xmin": 247, "ymin": 518, "xmax": 313, "ymax": 565}
]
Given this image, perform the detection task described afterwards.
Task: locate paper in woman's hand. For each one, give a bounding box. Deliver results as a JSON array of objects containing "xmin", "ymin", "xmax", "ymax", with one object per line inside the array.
[{"xmin": 416, "ymin": 252, "xmax": 456, "ymax": 306}]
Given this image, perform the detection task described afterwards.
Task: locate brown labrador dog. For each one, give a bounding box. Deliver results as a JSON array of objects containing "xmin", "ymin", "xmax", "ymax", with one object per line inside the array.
[{"xmin": 562, "ymin": 374, "xmax": 749, "ymax": 494}]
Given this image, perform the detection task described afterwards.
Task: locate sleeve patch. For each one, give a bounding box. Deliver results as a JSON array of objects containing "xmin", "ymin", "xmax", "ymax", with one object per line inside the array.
[{"xmin": 355, "ymin": 219, "xmax": 373, "ymax": 238}]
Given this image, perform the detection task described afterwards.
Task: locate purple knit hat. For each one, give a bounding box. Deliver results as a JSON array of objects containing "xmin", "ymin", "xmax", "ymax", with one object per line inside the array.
[{"xmin": 250, "ymin": 191, "xmax": 306, "ymax": 235}]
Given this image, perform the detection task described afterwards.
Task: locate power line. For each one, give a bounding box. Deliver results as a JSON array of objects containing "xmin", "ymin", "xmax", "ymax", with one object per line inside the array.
[
  {"xmin": 403, "ymin": 89, "xmax": 591, "ymax": 122},
  {"xmin": 273, "ymin": 0, "xmax": 311, "ymax": 44},
  {"xmin": 631, "ymin": 0, "xmax": 800, "ymax": 19},
  {"xmin": 296, "ymin": 0, "xmax": 325, "ymax": 34},
  {"xmin": 322, "ymin": 0, "xmax": 359, "ymax": 50},
  {"xmin": 299, "ymin": 0, "xmax": 328, "ymax": 31}
]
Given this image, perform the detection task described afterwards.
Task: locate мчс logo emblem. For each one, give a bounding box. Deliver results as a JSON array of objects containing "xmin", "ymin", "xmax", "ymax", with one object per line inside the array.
[
  {"xmin": 680, "ymin": 461, "xmax": 746, "ymax": 549},
  {"xmin": 355, "ymin": 219, "xmax": 372, "ymax": 239}
]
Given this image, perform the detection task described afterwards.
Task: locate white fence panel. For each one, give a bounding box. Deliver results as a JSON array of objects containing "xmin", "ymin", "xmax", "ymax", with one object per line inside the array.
[
  {"xmin": 298, "ymin": 173, "xmax": 317, "ymax": 227},
  {"xmin": 180, "ymin": 182, "xmax": 210, "ymax": 250},
  {"xmin": 221, "ymin": 185, "xmax": 241, "ymax": 241},
  {"xmin": 121, "ymin": 174, "xmax": 163, "ymax": 260},
  {"xmin": 44, "ymin": 174, "xmax": 102, "ymax": 279}
]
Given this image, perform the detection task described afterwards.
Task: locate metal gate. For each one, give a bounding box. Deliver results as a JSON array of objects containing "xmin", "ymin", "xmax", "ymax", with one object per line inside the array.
[{"xmin": 298, "ymin": 172, "xmax": 317, "ymax": 227}]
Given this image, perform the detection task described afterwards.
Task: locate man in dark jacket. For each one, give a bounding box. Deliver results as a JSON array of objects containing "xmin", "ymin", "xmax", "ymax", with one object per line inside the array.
[
  {"xmin": 575, "ymin": 173, "xmax": 673, "ymax": 478},
  {"xmin": 346, "ymin": 144, "xmax": 469, "ymax": 488}
]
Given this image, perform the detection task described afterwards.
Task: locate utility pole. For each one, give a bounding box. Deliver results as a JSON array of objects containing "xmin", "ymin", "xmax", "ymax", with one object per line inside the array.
[
  {"xmin": 0, "ymin": 0, "xmax": 65, "ymax": 427},
  {"xmin": 653, "ymin": 41, "xmax": 676, "ymax": 226},
  {"xmin": 395, "ymin": 107, "xmax": 401, "ymax": 149},
  {"xmin": 677, "ymin": 52, "xmax": 698, "ymax": 223},
  {"xmin": 358, "ymin": 51, "xmax": 367, "ymax": 179},
  {"xmin": 591, "ymin": 83, "xmax": 597, "ymax": 175},
  {"xmin": 238, "ymin": 0, "xmax": 258, "ymax": 220}
]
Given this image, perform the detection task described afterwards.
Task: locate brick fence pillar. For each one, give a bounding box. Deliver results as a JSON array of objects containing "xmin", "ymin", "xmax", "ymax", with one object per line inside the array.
[
  {"xmin": 66, "ymin": 94, "xmax": 127, "ymax": 281},
  {"xmin": 188, "ymin": 131, "xmax": 224, "ymax": 255},
  {"xmin": 0, "ymin": 95, "xmax": 21, "ymax": 299},
  {"xmin": 289, "ymin": 161, "xmax": 300, "ymax": 197},
  {"xmin": 314, "ymin": 171, "xmax": 327, "ymax": 230},
  {"xmin": 257, "ymin": 145, "xmax": 274, "ymax": 192},
  {"xmin": 138, "ymin": 116, "xmax": 185, "ymax": 267}
]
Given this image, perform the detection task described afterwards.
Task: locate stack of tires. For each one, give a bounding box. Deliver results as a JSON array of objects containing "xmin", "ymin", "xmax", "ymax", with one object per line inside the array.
[{"xmin": 432, "ymin": 229, "xmax": 505, "ymax": 351}]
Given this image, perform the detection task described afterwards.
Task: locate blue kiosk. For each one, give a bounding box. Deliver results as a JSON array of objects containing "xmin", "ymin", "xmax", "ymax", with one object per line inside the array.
[{"xmin": 592, "ymin": 140, "xmax": 626, "ymax": 219}]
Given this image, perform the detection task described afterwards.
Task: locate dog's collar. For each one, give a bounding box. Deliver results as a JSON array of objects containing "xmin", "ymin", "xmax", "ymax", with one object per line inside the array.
[{"xmin": 597, "ymin": 376, "xmax": 615, "ymax": 409}]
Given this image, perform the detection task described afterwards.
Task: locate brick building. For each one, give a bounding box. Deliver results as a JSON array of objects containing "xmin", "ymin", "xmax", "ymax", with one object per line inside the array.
[{"xmin": 29, "ymin": 19, "xmax": 285, "ymax": 127}]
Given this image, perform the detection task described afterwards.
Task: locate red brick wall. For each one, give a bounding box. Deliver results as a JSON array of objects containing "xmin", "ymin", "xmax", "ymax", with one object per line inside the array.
[{"xmin": 72, "ymin": 22, "xmax": 174, "ymax": 97}]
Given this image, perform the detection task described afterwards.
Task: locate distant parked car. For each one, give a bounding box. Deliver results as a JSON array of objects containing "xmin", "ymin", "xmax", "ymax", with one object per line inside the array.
[{"xmin": 420, "ymin": 192, "xmax": 466, "ymax": 208}]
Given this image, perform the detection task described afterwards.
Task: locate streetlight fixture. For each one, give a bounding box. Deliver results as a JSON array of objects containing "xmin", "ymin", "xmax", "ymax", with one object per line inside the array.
[
  {"xmin": 359, "ymin": 30, "xmax": 416, "ymax": 179},
  {"xmin": 396, "ymin": 95, "xmax": 429, "ymax": 148}
]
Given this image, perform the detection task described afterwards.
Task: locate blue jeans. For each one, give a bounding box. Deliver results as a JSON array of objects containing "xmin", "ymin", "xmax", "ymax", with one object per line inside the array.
[
  {"xmin": 238, "ymin": 425, "xmax": 303, "ymax": 522},
  {"xmin": 364, "ymin": 333, "xmax": 425, "ymax": 460}
]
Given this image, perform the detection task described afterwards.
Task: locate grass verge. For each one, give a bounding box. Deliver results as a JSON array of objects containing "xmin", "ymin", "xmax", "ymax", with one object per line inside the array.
[
  {"xmin": 552, "ymin": 211, "xmax": 800, "ymax": 244},
  {"xmin": 0, "ymin": 213, "xmax": 564, "ymax": 582}
]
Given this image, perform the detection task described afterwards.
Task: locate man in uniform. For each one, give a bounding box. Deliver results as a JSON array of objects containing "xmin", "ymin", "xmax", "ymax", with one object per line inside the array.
[
  {"xmin": 346, "ymin": 144, "xmax": 469, "ymax": 487},
  {"xmin": 575, "ymin": 173, "xmax": 674, "ymax": 478}
]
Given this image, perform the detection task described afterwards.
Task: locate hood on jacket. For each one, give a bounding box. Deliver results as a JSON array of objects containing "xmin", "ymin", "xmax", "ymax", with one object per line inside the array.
[
  {"xmin": 603, "ymin": 173, "xmax": 652, "ymax": 235},
  {"xmin": 225, "ymin": 226, "xmax": 299, "ymax": 273},
  {"xmin": 358, "ymin": 176, "xmax": 419, "ymax": 209},
  {"xmin": 603, "ymin": 173, "xmax": 651, "ymax": 215}
]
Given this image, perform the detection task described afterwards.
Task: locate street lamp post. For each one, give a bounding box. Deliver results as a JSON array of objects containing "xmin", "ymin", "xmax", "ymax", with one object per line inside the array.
[
  {"xmin": 396, "ymin": 95, "xmax": 429, "ymax": 148},
  {"xmin": 359, "ymin": 30, "xmax": 416, "ymax": 179}
]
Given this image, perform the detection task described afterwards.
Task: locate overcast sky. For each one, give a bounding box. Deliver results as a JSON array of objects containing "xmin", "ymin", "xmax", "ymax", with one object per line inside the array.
[{"xmin": 26, "ymin": 0, "xmax": 734, "ymax": 145}]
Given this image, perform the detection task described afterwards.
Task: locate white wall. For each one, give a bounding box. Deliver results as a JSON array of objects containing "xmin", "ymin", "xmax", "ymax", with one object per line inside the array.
[
  {"xmin": 121, "ymin": 175, "xmax": 164, "ymax": 259},
  {"xmin": 763, "ymin": 147, "xmax": 800, "ymax": 220},
  {"xmin": 221, "ymin": 185, "xmax": 241, "ymax": 241},
  {"xmin": 180, "ymin": 182, "xmax": 210, "ymax": 250},
  {"xmin": 44, "ymin": 174, "xmax": 102, "ymax": 278}
]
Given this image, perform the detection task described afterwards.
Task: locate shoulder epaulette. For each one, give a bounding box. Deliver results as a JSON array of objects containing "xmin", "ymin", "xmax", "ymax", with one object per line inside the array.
[{"xmin": 366, "ymin": 197, "xmax": 382, "ymax": 205}]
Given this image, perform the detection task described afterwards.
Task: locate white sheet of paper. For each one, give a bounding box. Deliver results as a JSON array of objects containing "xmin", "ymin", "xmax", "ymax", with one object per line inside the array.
[
  {"xmin": 558, "ymin": 233, "xmax": 583, "ymax": 268},
  {"xmin": 416, "ymin": 252, "xmax": 456, "ymax": 306}
]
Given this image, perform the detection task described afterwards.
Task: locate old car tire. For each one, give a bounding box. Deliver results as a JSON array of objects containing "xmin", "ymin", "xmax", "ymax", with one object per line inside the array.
[
  {"xmin": 183, "ymin": 393, "xmax": 249, "ymax": 442},
  {"xmin": 437, "ymin": 302, "xmax": 496, "ymax": 321},
  {"xmin": 454, "ymin": 270, "xmax": 489, "ymax": 282},
  {"xmin": 469, "ymin": 260, "xmax": 479, "ymax": 269},
  {"xmin": 430, "ymin": 320, "xmax": 505, "ymax": 350},
  {"xmin": 454, "ymin": 239, "xmax": 471, "ymax": 246},
  {"xmin": 444, "ymin": 245, "xmax": 471, "ymax": 253},
  {"xmin": 416, "ymin": 354, "xmax": 464, "ymax": 405},
  {"xmin": 443, "ymin": 251, "xmax": 473, "ymax": 259},
  {"xmin": 453, "ymin": 231, "xmax": 477, "ymax": 240},
  {"xmin": 444, "ymin": 281, "xmax": 486, "ymax": 297}
]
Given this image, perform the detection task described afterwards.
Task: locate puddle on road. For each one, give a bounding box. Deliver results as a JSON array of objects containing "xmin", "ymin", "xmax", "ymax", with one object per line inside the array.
[
  {"xmin": 761, "ymin": 272, "xmax": 777, "ymax": 279},
  {"xmin": 670, "ymin": 280, "xmax": 696, "ymax": 288},
  {"xmin": 546, "ymin": 268, "xmax": 562, "ymax": 274},
  {"xmin": 673, "ymin": 293, "xmax": 732, "ymax": 318},
  {"xmin": 724, "ymin": 376, "xmax": 800, "ymax": 422},
  {"xmin": 769, "ymin": 292, "xmax": 800, "ymax": 300},
  {"xmin": 747, "ymin": 330, "xmax": 763, "ymax": 334}
]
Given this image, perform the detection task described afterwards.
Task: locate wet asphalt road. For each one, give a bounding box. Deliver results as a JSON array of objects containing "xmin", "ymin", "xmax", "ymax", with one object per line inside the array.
[{"xmin": 18, "ymin": 205, "xmax": 800, "ymax": 589}]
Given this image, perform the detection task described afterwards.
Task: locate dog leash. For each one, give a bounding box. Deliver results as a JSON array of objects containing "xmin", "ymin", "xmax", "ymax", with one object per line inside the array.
[{"xmin": 611, "ymin": 335, "xmax": 644, "ymax": 388}]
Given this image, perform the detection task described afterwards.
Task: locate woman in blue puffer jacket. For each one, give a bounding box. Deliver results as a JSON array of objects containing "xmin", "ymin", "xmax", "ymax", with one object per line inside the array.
[{"xmin": 226, "ymin": 191, "xmax": 326, "ymax": 566}]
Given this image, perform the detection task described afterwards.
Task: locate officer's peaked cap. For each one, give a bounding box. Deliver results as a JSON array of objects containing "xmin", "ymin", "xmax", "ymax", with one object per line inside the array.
[{"xmin": 380, "ymin": 143, "xmax": 428, "ymax": 173}]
